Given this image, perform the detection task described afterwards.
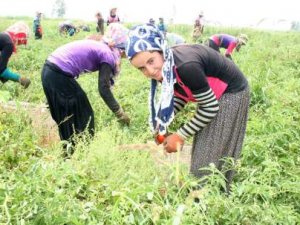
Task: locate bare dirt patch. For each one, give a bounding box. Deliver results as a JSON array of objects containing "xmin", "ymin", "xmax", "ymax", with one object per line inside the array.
[{"xmin": 0, "ymin": 101, "xmax": 59, "ymax": 147}]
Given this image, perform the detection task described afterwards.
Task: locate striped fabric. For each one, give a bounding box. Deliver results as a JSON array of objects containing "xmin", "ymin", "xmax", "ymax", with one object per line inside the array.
[
  {"xmin": 173, "ymin": 96, "xmax": 187, "ymax": 114},
  {"xmin": 176, "ymin": 88, "xmax": 219, "ymax": 139}
]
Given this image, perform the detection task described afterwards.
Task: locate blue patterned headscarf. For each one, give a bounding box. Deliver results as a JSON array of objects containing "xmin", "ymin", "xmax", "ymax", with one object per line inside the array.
[{"xmin": 126, "ymin": 24, "xmax": 176, "ymax": 135}]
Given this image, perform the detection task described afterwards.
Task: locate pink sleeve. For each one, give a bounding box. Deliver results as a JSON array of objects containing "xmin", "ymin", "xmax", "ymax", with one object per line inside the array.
[
  {"xmin": 207, "ymin": 77, "xmax": 228, "ymax": 100},
  {"xmin": 225, "ymin": 42, "xmax": 237, "ymax": 55}
]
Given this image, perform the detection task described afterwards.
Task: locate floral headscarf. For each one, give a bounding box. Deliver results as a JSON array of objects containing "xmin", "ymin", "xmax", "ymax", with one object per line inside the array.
[
  {"xmin": 126, "ymin": 24, "xmax": 176, "ymax": 135},
  {"xmin": 102, "ymin": 23, "xmax": 129, "ymax": 85},
  {"xmin": 5, "ymin": 21, "xmax": 30, "ymax": 51},
  {"xmin": 102, "ymin": 23, "xmax": 129, "ymax": 50}
]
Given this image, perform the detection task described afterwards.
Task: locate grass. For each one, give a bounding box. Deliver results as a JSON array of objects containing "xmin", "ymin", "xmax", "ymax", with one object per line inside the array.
[{"xmin": 0, "ymin": 17, "xmax": 300, "ymax": 224}]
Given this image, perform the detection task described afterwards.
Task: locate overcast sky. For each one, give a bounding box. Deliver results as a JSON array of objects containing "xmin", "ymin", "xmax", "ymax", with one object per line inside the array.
[{"xmin": 1, "ymin": 0, "xmax": 299, "ymax": 27}]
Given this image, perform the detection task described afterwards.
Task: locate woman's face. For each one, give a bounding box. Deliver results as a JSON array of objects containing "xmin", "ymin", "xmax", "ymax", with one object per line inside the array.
[{"xmin": 130, "ymin": 51, "xmax": 164, "ymax": 81}]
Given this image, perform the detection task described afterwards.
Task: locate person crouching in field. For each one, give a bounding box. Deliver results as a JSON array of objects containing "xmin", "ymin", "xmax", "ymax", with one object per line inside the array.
[
  {"xmin": 0, "ymin": 21, "xmax": 31, "ymax": 88},
  {"xmin": 41, "ymin": 23, "xmax": 130, "ymax": 157},
  {"xmin": 206, "ymin": 34, "xmax": 248, "ymax": 60},
  {"xmin": 126, "ymin": 24, "xmax": 250, "ymax": 191},
  {"xmin": 58, "ymin": 21, "xmax": 78, "ymax": 37}
]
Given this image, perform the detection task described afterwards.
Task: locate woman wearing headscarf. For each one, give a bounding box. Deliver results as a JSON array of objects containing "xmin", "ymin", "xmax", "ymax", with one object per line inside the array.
[
  {"xmin": 126, "ymin": 24, "xmax": 250, "ymax": 190},
  {"xmin": 206, "ymin": 34, "xmax": 249, "ymax": 60},
  {"xmin": 41, "ymin": 23, "xmax": 130, "ymax": 156},
  {"xmin": 107, "ymin": 7, "xmax": 120, "ymax": 26},
  {"xmin": 58, "ymin": 21, "xmax": 78, "ymax": 37},
  {"xmin": 0, "ymin": 21, "xmax": 31, "ymax": 88}
]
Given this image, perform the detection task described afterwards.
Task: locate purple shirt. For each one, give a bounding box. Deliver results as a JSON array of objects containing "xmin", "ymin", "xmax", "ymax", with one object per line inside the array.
[
  {"xmin": 218, "ymin": 34, "xmax": 236, "ymax": 48},
  {"xmin": 47, "ymin": 40, "xmax": 118, "ymax": 78},
  {"xmin": 211, "ymin": 34, "xmax": 238, "ymax": 55}
]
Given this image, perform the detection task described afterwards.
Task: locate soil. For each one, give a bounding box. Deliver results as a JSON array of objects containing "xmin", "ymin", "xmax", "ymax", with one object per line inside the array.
[{"xmin": 0, "ymin": 101, "xmax": 59, "ymax": 147}]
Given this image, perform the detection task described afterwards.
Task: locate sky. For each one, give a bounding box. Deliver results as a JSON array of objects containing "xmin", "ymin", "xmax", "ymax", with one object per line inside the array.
[{"xmin": 1, "ymin": 0, "xmax": 299, "ymax": 29}]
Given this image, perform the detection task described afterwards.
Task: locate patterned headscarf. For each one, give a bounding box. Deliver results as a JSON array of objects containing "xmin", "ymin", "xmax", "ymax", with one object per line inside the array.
[
  {"xmin": 126, "ymin": 24, "xmax": 176, "ymax": 135},
  {"xmin": 102, "ymin": 23, "xmax": 129, "ymax": 85},
  {"xmin": 5, "ymin": 21, "xmax": 30, "ymax": 50},
  {"xmin": 6, "ymin": 21, "xmax": 30, "ymax": 39}
]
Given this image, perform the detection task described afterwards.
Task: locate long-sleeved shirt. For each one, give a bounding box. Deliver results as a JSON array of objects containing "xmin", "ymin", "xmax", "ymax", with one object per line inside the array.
[
  {"xmin": 47, "ymin": 39, "xmax": 121, "ymax": 113},
  {"xmin": 172, "ymin": 44, "xmax": 248, "ymax": 139},
  {"xmin": 210, "ymin": 34, "xmax": 238, "ymax": 55},
  {"xmin": 48, "ymin": 40, "xmax": 118, "ymax": 77},
  {"xmin": 0, "ymin": 32, "xmax": 14, "ymax": 73}
]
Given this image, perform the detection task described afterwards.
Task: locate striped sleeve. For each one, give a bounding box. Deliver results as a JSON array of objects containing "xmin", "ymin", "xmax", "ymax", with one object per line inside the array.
[
  {"xmin": 174, "ymin": 96, "xmax": 187, "ymax": 115},
  {"xmin": 177, "ymin": 88, "xmax": 219, "ymax": 139}
]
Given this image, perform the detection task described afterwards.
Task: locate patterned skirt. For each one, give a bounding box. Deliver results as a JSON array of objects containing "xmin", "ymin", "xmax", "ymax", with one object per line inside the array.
[{"xmin": 190, "ymin": 87, "xmax": 250, "ymax": 188}]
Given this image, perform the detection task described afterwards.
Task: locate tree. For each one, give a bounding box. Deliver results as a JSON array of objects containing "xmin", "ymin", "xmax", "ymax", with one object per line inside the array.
[{"xmin": 52, "ymin": 0, "xmax": 66, "ymax": 18}]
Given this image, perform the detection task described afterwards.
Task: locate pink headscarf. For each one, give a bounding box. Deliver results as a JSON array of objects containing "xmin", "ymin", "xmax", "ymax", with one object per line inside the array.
[
  {"xmin": 102, "ymin": 23, "xmax": 128, "ymax": 50},
  {"xmin": 5, "ymin": 21, "xmax": 30, "ymax": 52}
]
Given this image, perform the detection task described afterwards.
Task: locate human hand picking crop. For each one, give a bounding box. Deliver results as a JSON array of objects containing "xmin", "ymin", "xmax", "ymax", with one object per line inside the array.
[{"xmin": 115, "ymin": 108, "xmax": 130, "ymax": 126}]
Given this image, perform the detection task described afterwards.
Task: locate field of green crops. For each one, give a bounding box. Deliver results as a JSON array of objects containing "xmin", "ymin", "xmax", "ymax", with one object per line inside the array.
[{"xmin": 0, "ymin": 17, "xmax": 299, "ymax": 224}]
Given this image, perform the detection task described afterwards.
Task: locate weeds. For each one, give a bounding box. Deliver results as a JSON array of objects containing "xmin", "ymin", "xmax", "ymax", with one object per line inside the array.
[{"xmin": 0, "ymin": 17, "xmax": 299, "ymax": 224}]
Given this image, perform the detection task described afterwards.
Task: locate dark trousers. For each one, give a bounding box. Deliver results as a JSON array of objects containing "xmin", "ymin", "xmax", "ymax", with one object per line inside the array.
[{"xmin": 41, "ymin": 63, "xmax": 95, "ymax": 145}]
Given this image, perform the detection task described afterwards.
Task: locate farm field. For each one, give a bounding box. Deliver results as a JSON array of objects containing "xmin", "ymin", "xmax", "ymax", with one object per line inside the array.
[{"xmin": 0, "ymin": 17, "xmax": 300, "ymax": 224}]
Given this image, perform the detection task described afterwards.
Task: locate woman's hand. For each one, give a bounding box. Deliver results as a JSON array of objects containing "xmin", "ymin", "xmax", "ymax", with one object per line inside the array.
[
  {"xmin": 115, "ymin": 108, "xmax": 130, "ymax": 125},
  {"xmin": 163, "ymin": 133, "xmax": 184, "ymax": 153}
]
